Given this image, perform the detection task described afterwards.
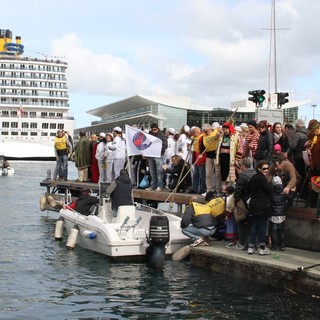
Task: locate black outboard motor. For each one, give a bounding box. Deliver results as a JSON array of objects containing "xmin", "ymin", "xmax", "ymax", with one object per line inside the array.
[{"xmin": 147, "ymin": 215, "xmax": 170, "ymax": 268}]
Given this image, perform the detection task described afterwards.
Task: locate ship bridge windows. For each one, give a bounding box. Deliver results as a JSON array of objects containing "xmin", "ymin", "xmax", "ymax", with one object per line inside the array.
[
  {"xmin": 21, "ymin": 122, "xmax": 28, "ymax": 128},
  {"xmin": 41, "ymin": 112, "xmax": 47, "ymax": 118},
  {"xmin": 41, "ymin": 132, "xmax": 48, "ymax": 137},
  {"xmin": 11, "ymin": 122, "xmax": 18, "ymax": 128},
  {"xmin": 10, "ymin": 111, "xmax": 18, "ymax": 117},
  {"xmin": 1, "ymin": 131, "xmax": 9, "ymax": 136},
  {"xmin": 57, "ymin": 113, "xmax": 63, "ymax": 118},
  {"xmin": 2, "ymin": 111, "xmax": 9, "ymax": 117},
  {"xmin": 30, "ymin": 132, "xmax": 37, "ymax": 136},
  {"xmin": 42, "ymin": 123, "xmax": 49, "ymax": 129},
  {"xmin": 21, "ymin": 132, "xmax": 28, "ymax": 136},
  {"xmin": 57, "ymin": 124, "xmax": 64, "ymax": 131},
  {"xmin": 30, "ymin": 123, "xmax": 37, "ymax": 129},
  {"xmin": 50, "ymin": 123, "xmax": 56, "ymax": 130},
  {"xmin": 11, "ymin": 131, "xmax": 18, "ymax": 136},
  {"xmin": 2, "ymin": 121, "xmax": 9, "ymax": 128},
  {"xmin": 30, "ymin": 112, "xmax": 36, "ymax": 118}
]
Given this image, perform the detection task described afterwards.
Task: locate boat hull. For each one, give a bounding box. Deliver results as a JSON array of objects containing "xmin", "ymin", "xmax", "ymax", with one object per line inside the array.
[{"xmin": 59, "ymin": 206, "xmax": 191, "ymax": 258}]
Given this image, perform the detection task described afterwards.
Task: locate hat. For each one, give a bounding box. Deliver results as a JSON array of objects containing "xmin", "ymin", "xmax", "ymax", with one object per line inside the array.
[
  {"xmin": 212, "ymin": 122, "xmax": 220, "ymax": 130},
  {"xmin": 113, "ymin": 126, "xmax": 122, "ymax": 133},
  {"xmin": 274, "ymin": 144, "xmax": 282, "ymax": 152},
  {"xmin": 222, "ymin": 122, "xmax": 230, "ymax": 129},
  {"xmin": 272, "ymin": 176, "xmax": 282, "ymax": 186},
  {"xmin": 247, "ymin": 120, "xmax": 257, "ymax": 128},
  {"xmin": 99, "ymin": 132, "xmax": 106, "ymax": 138},
  {"xmin": 257, "ymin": 120, "xmax": 268, "ymax": 128},
  {"xmin": 202, "ymin": 123, "xmax": 212, "ymax": 131},
  {"xmin": 57, "ymin": 129, "xmax": 64, "ymax": 133},
  {"xmin": 307, "ymin": 119, "xmax": 320, "ymax": 131},
  {"xmin": 184, "ymin": 125, "xmax": 190, "ymax": 133},
  {"xmin": 235, "ymin": 126, "xmax": 242, "ymax": 133},
  {"xmin": 240, "ymin": 123, "xmax": 248, "ymax": 128},
  {"xmin": 168, "ymin": 128, "xmax": 176, "ymax": 134}
]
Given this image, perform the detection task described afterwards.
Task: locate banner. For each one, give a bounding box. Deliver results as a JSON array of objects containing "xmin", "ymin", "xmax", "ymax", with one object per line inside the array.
[{"xmin": 125, "ymin": 125, "xmax": 162, "ymax": 157}]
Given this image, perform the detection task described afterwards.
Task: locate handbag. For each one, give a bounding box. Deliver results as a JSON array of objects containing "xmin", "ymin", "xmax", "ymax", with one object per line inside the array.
[
  {"xmin": 234, "ymin": 199, "xmax": 248, "ymax": 221},
  {"xmin": 139, "ymin": 176, "xmax": 149, "ymax": 189}
]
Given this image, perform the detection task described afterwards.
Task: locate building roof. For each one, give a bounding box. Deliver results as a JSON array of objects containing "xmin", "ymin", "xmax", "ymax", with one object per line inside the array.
[{"xmin": 87, "ymin": 94, "xmax": 215, "ymax": 118}]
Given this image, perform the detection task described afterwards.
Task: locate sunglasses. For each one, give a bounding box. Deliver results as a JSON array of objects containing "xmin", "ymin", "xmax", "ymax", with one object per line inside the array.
[{"xmin": 261, "ymin": 167, "xmax": 269, "ymax": 170}]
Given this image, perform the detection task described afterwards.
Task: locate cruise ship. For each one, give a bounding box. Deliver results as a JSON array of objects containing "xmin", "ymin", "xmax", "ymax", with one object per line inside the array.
[{"xmin": 0, "ymin": 29, "xmax": 74, "ymax": 160}]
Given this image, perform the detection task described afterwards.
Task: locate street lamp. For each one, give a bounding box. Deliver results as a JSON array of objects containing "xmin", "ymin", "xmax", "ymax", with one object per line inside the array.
[{"xmin": 311, "ymin": 104, "xmax": 317, "ymax": 119}]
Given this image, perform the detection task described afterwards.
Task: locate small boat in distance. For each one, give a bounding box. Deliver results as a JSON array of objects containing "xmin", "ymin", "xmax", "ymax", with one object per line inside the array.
[
  {"xmin": 0, "ymin": 156, "xmax": 14, "ymax": 176},
  {"xmin": 0, "ymin": 29, "xmax": 74, "ymax": 160}
]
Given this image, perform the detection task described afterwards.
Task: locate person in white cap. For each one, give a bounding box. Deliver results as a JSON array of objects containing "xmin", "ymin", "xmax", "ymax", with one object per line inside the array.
[
  {"xmin": 164, "ymin": 128, "xmax": 177, "ymax": 187},
  {"xmin": 109, "ymin": 126, "xmax": 126, "ymax": 179},
  {"xmin": 95, "ymin": 132, "xmax": 107, "ymax": 182},
  {"xmin": 177, "ymin": 125, "xmax": 191, "ymax": 160}
]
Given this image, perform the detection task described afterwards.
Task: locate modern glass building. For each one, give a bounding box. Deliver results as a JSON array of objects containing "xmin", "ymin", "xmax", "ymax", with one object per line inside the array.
[
  {"xmin": 75, "ymin": 95, "xmax": 232, "ymax": 135},
  {"xmin": 74, "ymin": 94, "xmax": 307, "ymax": 136}
]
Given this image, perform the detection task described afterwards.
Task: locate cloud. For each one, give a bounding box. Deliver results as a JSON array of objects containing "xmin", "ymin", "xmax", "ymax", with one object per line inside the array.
[{"xmin": 51, "ymin": 33, "xmax": 147, "ymax": 96}]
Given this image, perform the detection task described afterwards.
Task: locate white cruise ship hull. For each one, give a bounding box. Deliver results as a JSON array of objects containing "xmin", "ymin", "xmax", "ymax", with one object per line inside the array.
[{"xmin": 0, "ymin": 139, "xmax": 55, "ymax": 160}]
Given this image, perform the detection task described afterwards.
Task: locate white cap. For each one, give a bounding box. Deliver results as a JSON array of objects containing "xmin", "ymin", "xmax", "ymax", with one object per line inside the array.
[
  {"xmin": 143, "ymin": 129, "xmax": 149, "ymax": 133},
  {"xmin": 99, "ymin": 132, "xmax": 106, "ymax": 138},
  {"xmin": 235, "ymin": 126, "xmax": 242, "ymax": 133},
  {"xmin": 240, "ymin": 123, "xmax": 248, "ymax": 128},
  {"xmin": 168, "ymin": 128, "xmax": 176, "ymax": 134},
  {"xmin": 184, "ymin": 125, "xmax": 190, "ymax": 133},
  {"xmin": 114, "ymin": 126, "xmax": 122, "ymax": 133},
  {"xmin": 272, "ymin": 176, "xmax": 282, "ymax": 185},
  {"xmin": 212, "ymin": 122, "xmax": 220, "ymax": 129}
]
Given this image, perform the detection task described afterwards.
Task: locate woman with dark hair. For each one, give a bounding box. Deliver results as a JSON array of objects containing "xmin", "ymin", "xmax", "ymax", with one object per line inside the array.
[
  {"xmin": 272, "ymin": 122, "xmax": 290, "ymax": 159},
  {"xmin": 247, "ymin": 160, "xmax": 273, "ymax": 255}
]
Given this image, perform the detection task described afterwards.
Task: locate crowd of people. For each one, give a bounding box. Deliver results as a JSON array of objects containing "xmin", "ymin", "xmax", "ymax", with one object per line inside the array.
[{"xmin": 53, "ymin": 118, "xmax": 320, "ymax": 254}]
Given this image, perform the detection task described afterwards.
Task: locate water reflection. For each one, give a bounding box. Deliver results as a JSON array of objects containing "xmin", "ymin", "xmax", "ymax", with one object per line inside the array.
[{"xmin": 0, "ymin": 162, "xmax": 319, "ymax": 319}]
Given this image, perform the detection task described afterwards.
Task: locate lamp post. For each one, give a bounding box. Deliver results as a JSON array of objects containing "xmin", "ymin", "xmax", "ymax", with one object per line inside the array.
[{"xmin": 311, "ymin": 104, "xmax": 317, "ymax": 119}]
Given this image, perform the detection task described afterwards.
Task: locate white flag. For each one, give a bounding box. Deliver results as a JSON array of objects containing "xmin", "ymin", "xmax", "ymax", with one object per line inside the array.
[{"xmin": 125, "ymin": 125, "xmax": 162, "ymax": 157}]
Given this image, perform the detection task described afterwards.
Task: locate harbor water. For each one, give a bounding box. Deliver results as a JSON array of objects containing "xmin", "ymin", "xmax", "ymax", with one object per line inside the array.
[{"xmin": 0, "ymin": 162, "xmax": 319, "ymax": 320}]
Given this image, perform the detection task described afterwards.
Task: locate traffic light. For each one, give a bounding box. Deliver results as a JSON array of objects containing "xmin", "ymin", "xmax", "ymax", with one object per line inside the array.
[
  {"xmin": 248, "ymin": 90, "xmax": 266, "ymax": 107},
  {"xmin": 277, "ymin": 92, "xmax": 289, "ymax": 107}
]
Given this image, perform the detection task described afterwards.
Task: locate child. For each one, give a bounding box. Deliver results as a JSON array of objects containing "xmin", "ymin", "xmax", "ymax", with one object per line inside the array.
[
  {"xmin": 224, "ymin": 185, "xmax": 238, "ymax": 248},
  {"xmin": 269, "ymin": 176, "xmax": 287, "ymax": 251}
]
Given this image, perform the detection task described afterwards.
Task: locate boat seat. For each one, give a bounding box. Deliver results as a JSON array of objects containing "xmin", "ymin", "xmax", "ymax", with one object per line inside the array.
[{"xmin": 116, "ymin": 205, "xmax": 136, "ymax": 224}]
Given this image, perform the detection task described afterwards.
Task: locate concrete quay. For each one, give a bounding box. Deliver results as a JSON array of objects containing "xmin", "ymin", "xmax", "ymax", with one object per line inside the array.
[{"xmin": 190, "ymin": 241, "xmax": 320, "ymax": 297}]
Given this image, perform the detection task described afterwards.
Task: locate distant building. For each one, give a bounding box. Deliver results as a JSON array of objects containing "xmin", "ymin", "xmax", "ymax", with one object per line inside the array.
[
  {"xmin": 75, "ymin": 94, "xmax": 232, "ymax": 135},
  {"xmin": 74, "ymin": 94, "xmax": 310, "ymax": 136}
]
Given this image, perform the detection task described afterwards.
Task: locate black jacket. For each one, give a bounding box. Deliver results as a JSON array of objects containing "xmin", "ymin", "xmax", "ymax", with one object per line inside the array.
[
  {"xmin": 110, "ymin": 174, "xmax": 133, "ymax": 210},
  {"xmin": 165, "ymin": 159, "xmax": 191, "ymax": 191},
  {"xmin": 75, "ymin": 194, "xmax": 99, "ymax": 216},
  {"xmin": 270, "ymin": 184, "xmax": 287, "ymax": 216},
  {"xmin": 290, "ymin": 127, "xmax": 307, "ymax": 159},
  {"xmin": 234, "ymin": 168, "xmax": 256, "ymax": 204},
  {"xmin": 248, "ymin": 170, "xmax": 273, "ymax": 216},
  {"xmin": 255, "ymin": 130, "xmax": 274, "ymax": 163},
  {"xmin": 151, "ymin": 130, "xmax": 168, "ymax": 156}
]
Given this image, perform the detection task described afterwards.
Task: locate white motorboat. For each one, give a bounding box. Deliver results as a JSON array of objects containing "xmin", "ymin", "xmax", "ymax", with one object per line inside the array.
[{"xmin": 53, "ymin": 184, "xmax": 192, "ymax": 263}]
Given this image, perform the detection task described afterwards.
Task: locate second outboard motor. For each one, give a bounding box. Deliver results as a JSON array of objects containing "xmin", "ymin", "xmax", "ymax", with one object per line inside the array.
[{"xmin": 147, "ymin": 215, "xmax": 170, "ymax": 268}]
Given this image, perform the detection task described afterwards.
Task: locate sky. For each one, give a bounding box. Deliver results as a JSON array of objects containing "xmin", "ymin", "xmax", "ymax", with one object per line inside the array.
[{"xmin": 3, "ymin": 0, "xmax": 320, "ymax": 128}]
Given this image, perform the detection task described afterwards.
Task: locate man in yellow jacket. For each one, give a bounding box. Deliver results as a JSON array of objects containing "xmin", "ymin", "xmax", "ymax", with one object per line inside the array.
[{"xmin": 54, "ymin": 129, "xmax": 72, "ymax": 181}]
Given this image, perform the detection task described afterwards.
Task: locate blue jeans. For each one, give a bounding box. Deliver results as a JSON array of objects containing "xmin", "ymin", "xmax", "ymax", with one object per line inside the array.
[
  {"xmin": 57, "ymin": 154, "xmax": 68, "ymax": 179},
  {"xmin": 193, "ymin": 164, "xmax": 206, "ymax": 194},
  {"xmin": 182, "ymin": 225, "xmax": 216, "ymax": 241},
  {"xmin": 248, "ymin": 215, "xmax": 268, "ymax": 248},
  {"xmin": 149, "ymin": 157, "xmax": 164, "ymax": 189}
]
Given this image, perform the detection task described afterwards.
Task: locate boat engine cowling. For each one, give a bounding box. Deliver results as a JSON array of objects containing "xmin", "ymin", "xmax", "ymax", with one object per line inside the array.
[{"xmin": 147, "ymin": 215, "xmax": 170, "ymax": 268}]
